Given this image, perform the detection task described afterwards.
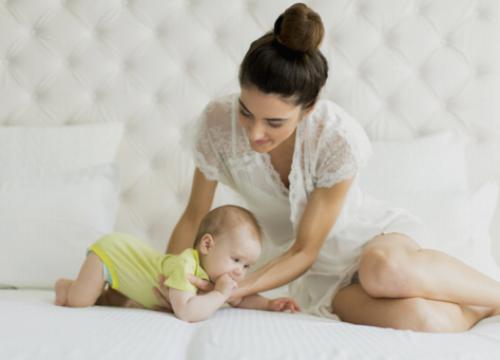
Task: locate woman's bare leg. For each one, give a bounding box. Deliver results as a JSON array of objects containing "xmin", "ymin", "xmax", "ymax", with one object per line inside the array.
[
  {"xmin": 331, "ymin": 284, "xmax": 493, "ymax": 332},
  {"xmin": 358, "ymin": 233, "xmax": 500, "ymax": 309},
  {"xmin": 54, "ymin": 253, "xmax": 106, "ymax": 307}
]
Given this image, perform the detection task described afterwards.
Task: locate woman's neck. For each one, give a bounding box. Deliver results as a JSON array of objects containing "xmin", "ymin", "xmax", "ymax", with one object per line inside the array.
[{"xmin": 269, "ymin": 128, "xmax": 296, "ymax": 159}]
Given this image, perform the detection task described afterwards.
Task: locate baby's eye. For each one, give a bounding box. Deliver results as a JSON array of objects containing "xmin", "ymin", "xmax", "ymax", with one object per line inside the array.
[
  {"xmin": 244, "ymin": 264, "xmax": 250, "ymax": 269},
  {"xmin": 232, "ymin": 257, "xmax": 240, "ymax": 263}
]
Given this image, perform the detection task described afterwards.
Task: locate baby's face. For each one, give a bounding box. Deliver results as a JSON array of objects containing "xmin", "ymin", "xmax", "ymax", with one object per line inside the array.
[{"xmin": 200, "ymin": 226, "xmax": 261, "ymax": 282}]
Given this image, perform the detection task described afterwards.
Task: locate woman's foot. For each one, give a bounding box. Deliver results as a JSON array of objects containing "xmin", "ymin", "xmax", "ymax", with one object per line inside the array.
[{"xmin": 54, "ymin": 279, "xmax": 72, "ymax": 306}]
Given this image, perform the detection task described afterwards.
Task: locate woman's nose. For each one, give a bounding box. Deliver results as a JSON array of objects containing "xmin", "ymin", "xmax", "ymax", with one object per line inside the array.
[{"xmin": 249, "ymin": 122, "xmax": 265, "ymax": 140}]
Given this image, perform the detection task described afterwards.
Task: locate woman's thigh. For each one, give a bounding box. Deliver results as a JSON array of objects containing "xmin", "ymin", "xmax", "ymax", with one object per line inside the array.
[{"xmin": 331, "ymin": 283, "xmax": 487, "ymax": 333}]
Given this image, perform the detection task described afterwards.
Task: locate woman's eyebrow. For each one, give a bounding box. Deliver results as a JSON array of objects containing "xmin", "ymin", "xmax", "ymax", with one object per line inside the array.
[{"xmin": 238, "ymin": 98, "xmax": 287, "ymax": 122}]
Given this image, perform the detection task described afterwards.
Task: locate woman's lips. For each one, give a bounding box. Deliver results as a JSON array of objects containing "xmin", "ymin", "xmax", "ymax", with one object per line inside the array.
[{"xmin": 253, "ymin": 139, "xmax": 269, "ymax": 146}]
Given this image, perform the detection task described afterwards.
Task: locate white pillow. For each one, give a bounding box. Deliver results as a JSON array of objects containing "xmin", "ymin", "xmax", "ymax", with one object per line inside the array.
[
  {"xmin": 0, "ymin": 122, "xmax": 123, "ymax": 178},
  {"xmin": 0, "ymin": 123, "xmax": 124, "ymax": 289},
  {"xmin": 381, "ymin": 182, "xmax": 500, "ymax": 281},
  {"xmin": 359, "ymin": 131, "xmax": 469, "ymax": 194}
]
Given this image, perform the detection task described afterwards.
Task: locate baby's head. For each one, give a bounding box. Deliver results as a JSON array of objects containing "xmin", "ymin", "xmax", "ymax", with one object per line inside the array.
[{"xmin": 193, "ymin": 205, "xmax": 263, "ymax": 282}]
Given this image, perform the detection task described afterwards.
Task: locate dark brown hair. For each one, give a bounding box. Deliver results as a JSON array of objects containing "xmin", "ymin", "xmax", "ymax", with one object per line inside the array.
[
  {"xmin": 193, "ymin": 205, "xmax": 263, "ymax": 247},
  {"xmin": 239, "ymin": 3, "xmax": 328, "ymax": 109}
]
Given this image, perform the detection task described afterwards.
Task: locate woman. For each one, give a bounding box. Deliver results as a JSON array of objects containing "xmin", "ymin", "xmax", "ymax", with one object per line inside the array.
[{"xmin": 102, "ymin": 3, "xmax": 500, "ymax": 332}]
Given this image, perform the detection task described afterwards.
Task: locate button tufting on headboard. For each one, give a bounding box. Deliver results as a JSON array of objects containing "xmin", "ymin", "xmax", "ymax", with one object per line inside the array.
[{"xmin": 0, "ymin": 0, "xmax": 499, "ymax": 250}]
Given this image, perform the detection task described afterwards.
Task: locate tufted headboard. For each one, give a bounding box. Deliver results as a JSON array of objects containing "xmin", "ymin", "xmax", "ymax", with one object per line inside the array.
[{"xmin": 1, "ymin": 0, "xmax": 499, "ymax": 256}]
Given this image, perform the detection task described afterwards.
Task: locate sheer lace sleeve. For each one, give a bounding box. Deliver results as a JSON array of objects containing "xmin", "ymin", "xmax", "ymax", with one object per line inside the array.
[
  {"xmin": 314, "ymin": 105, "xmax": 373, "ymax": 188},
  {"xmin": 184, "ymin": 97, "xmax": 233, "ymax": 182}
]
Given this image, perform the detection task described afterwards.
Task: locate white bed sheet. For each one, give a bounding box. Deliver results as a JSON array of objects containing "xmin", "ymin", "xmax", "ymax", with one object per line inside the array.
[{"xmin": 1, "ymin": 289, "xmax": 500, "ymax": 360}]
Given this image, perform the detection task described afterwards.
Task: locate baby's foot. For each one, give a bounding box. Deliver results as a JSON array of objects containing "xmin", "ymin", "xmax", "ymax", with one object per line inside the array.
[{"xmin": 54, "ymin": 279, "xmax": 71, "ymax": 306}]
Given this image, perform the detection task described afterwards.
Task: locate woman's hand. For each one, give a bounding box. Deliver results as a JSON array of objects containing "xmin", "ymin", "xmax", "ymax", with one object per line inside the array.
[
  {"xmin": 151, "ymin": 275, "xmax": 173, "ymax": 312},
  {"xmin": 151, "ymin": 274, "xmax": 215, "ymax": 312},
  {"xmin": 268, "ymin": 297, "xmax": 301, "ymax": 313}
]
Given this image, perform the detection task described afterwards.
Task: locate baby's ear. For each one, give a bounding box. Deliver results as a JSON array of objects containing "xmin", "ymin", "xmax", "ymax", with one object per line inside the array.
[{"xmin": 199, "ymin": 234, "xmax": 215, "ymax": 254}]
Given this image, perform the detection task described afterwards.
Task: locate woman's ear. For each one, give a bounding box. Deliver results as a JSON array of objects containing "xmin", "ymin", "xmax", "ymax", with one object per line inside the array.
[
  {"xmin": 301, "ymin": 103, "xmax": 315, "ymax": 120},
  {"xmin": 198, "ymin": 234, "xmax": 215, "ymax": 255}
]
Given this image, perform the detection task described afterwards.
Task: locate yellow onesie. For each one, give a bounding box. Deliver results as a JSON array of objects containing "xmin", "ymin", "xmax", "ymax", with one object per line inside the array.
[{"xmin": 89, "ymin": 232, "xmax": 210, "ymax": 309}]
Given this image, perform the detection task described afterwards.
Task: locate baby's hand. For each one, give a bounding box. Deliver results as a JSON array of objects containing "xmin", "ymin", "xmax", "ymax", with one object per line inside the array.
[
  {"xmin": 268, "ymin": 297, "xmax": 301, "ymax": 313},
  {"xmin": 214, "ymin": 274, "xmax": 237, "ymax": 298}
]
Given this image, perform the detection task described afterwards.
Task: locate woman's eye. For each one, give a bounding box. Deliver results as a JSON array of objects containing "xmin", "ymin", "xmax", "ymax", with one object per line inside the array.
[
  {"xmin": 239, "ymin": 109, "xmax": 251, "ymax": 118},
  {"xmin": 267, "ymin": 122, "xmax": 282, "ymax": 128},
  {"xmin": 244, "ymin": 265, "xmax": 250, "ymax": 269},
  {"xmin": 232, "ymin": 258, "xmax": 240, "ymax": 263}
]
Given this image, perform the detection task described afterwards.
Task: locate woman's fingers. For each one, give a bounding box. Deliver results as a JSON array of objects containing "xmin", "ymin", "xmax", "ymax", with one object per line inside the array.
[
  {"xmin": 152, "ymin": 275, "xmax": 173, "ymax": 311},
  {"xmin": 152, "ymin": 287, "xmax": 173, "ymax": 311}
]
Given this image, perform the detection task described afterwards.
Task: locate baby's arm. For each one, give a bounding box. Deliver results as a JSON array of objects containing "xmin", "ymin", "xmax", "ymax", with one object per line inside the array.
[
  {"xmin": 169, "ymin": 274, "xmax": 235, "ymax": 322},
  {"xmin": 169, "ymin": 289, "xmax": 227, "ymax": 322}
]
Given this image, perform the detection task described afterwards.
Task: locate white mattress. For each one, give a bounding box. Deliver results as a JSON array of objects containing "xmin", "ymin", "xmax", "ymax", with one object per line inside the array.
[{"xmin": 1, "ymin": 290, "xmax": 500, "ymax": 359}]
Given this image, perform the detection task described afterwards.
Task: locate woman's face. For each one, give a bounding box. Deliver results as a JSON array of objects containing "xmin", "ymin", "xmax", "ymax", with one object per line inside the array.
[{"xmin": 238, "ymin": 86, "xmax": 310, "ymax": 153}]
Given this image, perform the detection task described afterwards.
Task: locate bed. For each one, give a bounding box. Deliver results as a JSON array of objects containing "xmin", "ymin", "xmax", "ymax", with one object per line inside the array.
[
  {"xmin": 1, "ymin": 289, "xmax": 500, "ymax": 359},
  {"xmin": 1, "ymin": 0, "xmax": 500, "ymax": 359}
]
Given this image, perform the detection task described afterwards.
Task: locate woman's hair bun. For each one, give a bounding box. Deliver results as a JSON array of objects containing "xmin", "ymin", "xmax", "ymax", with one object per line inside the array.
[{"xmin": 273, "ymin": 3, "xmax": 324, "ymax": 54}]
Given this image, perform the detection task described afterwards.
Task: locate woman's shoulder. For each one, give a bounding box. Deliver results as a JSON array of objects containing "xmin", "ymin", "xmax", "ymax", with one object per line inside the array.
[
  {"xmin": 309, "ymin": 99, "xmax": 354, "ymax": 129},
  {"xmin": 307, "ymin": 98, "xmax": 373, "ymax": 165},
  {"xmin": 201, "ymin": 94, "xmax": 235, "ymax": 129}
]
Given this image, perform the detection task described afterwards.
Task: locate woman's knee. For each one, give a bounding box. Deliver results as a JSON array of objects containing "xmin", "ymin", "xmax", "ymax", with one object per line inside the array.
[{"xmin": 358, "ymin": 236, "xmax": 421, "ymax": 298}]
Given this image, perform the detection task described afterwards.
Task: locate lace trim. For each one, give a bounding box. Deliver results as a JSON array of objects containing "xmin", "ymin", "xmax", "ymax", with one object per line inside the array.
[
  {"xmin": 331, "ymin": 105, "xmax": 373, "ymax": 169},
  {"xmin": 288, "ymin": 123, "xmax": 306, "ymax": 226},
  {"xmin": 261, "ymin": 153, "xmax": 290, "ymax": 197},
  {"xmin": 315, "ymin": 160, "xmax": 358, "ymax": 188},
  {"xmin": 288, "ymin": 103, "xmax": 368, "ymax": 225},
  {"xmin": 188, "ymin": 95, "xmax": 237, "ymax": 182},
  {"xmin": 193, "ymin": 150, "xmax": 219, "ymax": 181}
]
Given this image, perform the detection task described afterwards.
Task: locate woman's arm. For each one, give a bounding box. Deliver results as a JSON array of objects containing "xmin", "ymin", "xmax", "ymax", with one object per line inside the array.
[
  {"xmin": 166, "ymin": 168, "xmax": 218, "ymax": 254},
  {"xmin": 232, "ymin": 177, "xmax": 355, "ymax": 299},
  {"xmin": 150, "ymin": 168, "xmax": 217, "ymax": 311},
  {"xmin": 231, "ymin": 294, "xmax": 301, "ymax": 312}
]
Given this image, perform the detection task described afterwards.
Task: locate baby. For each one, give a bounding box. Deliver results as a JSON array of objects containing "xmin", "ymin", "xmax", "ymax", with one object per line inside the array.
[{"xmin": 55, "ymin": 205, "xmax": 300, "ymax": 322}]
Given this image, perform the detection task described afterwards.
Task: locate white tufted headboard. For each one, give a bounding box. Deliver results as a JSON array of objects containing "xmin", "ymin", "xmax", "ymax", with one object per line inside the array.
[{"xmin": 1, "ymin": 1, "xmax": 499, "ymax": 256}]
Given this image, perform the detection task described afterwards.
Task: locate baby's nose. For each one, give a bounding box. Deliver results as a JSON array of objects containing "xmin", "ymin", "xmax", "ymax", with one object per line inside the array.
[{"xmin": 233, "ymin": 268, "xmax": 243, "ymax": 277}]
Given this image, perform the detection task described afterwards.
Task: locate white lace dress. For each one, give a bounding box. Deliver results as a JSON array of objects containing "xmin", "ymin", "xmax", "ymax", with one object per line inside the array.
[{"xmin": 188, "ymin": 94, "xmax": 429, "ymax": 319}]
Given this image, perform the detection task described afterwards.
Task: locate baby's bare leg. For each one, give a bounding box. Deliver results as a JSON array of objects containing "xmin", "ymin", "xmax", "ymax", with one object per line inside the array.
[
  {"xmin": 55, "ymin": 253, "xmax": 106, "ymax": 308},
  {"xmin": 55, "ymin": 278, "xmax": 73, "ymax": 305}
]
